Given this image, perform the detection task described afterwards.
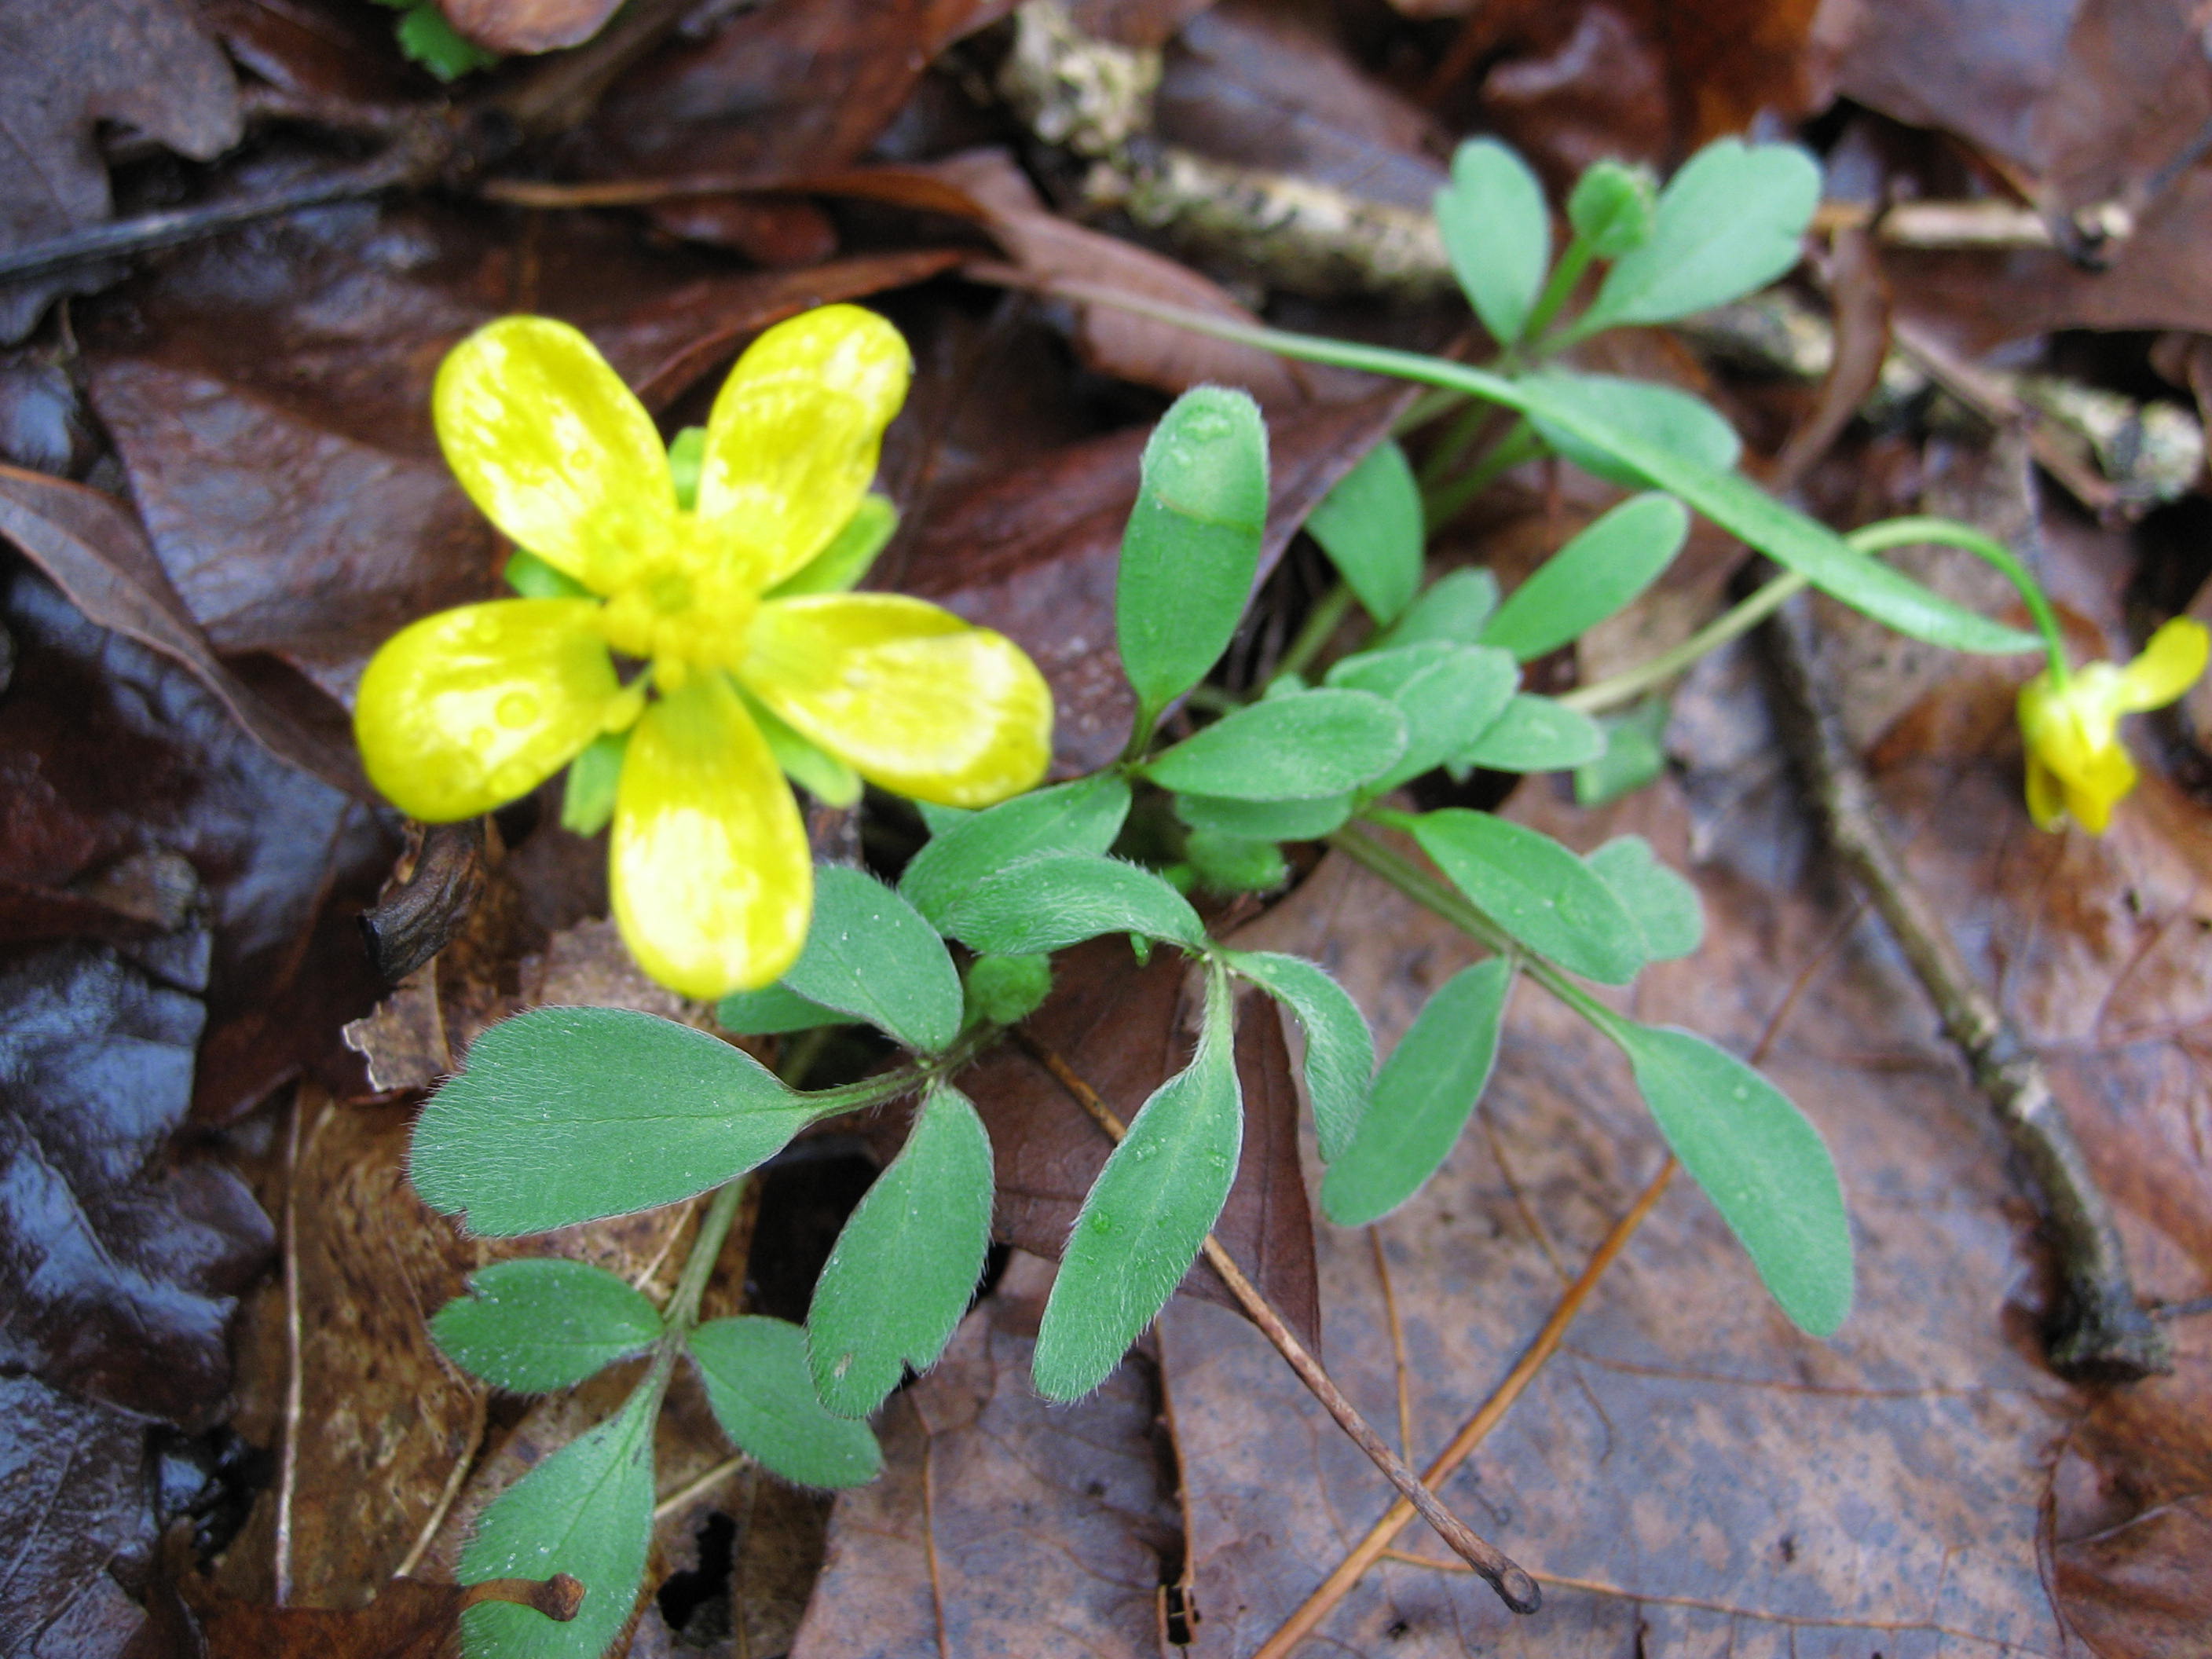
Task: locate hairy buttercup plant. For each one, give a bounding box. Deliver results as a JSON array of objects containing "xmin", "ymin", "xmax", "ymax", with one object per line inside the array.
[{"xmin": 365, "ymin": 137, "xmax": 2198, "ymax": 1656}]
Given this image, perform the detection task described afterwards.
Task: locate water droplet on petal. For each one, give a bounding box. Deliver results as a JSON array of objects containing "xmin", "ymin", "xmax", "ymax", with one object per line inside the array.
[{"xmin": 496, "ymin": 690, "xmax": 540, "ymax": 728}]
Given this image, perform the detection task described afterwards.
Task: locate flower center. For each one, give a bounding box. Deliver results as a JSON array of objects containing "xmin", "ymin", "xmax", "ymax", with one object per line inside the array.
[{"xmin": 597, "ymin": 517, "xmax": 760, "ymax": 675}]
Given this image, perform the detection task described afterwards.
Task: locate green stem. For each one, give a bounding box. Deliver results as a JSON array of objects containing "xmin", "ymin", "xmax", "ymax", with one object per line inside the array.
[
  {"xmin": 1521, "ymin": 237, "xmax": 1598, "ymax": 350},
  {"xmin": 1328, "ymin": 823, "xmax": 1610, "ymax": 1030},
  {"xmin": 1848, "ymin": 516, "xmax": 2070, "ymax": 681},
  {"xmin": 1560, "ymin": 571, "xmax": 1810, "ymax": 715},
  {"xmin": 1397, "ymin": 385, "xmax": 1471, "ymax": 438},
  {"xmin": 1423, "ymin": 419, "xmax": 1540, "ymax": 533},
  {"xmin": 663, "ymin": 1174, "xmax": 747, "ymax": 1334},
  {"xmin": 1416, "ymin": 399, "xmax": 1499, "ymax": 489},
  {"xmin": 1274, "ymin": 582, "xmax": 1361, "ymax": 685}
]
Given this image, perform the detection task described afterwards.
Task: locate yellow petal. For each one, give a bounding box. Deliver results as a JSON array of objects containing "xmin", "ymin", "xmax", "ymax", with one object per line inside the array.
[
  {"xmin": 611, "ymin": 674, "xmax": 811, "ymax": 998},
  {"xmin": 355, "ymin": 599, "xmax": 620, "ymax": 821},
  {"xmin": 2115, "ymin": 617, "xmax": 2210, "ymax": 712},
  {"xmin": 2023, "ymin": 752, "xmax": 2068, "ymax": 831},
  {"xmin": 435, "ymin": 317, "xmax": 675, "ymax": 591},
  {"xmin": 744, "ymin": 595, "xmax": 1052, "ymax": 807},
  {"xmin": 697, "ymin": 306, "xmax": 910, "ymax": 588}
]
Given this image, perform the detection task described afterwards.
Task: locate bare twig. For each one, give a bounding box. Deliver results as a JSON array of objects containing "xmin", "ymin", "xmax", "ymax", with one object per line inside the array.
[
  {"xmin": 1760, "ymin": 598, "xmax": 2170, "ymax": 1381},
  {"xmin": 1251, "ymin": 1158, "xmax": 1676, "ymax": 1657},
  {"xmin": 1016, "ymin": 1033, "xmax": 1541, "ymax": 1617}
]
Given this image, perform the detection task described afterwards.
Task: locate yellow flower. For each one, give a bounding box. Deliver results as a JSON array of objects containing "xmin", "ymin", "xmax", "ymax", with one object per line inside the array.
[
  {"xmin": 2016, "ymin": 617, "xmax": 2208, "ymax": 833},
  {"xmin": 354, "ymin": 306, "xmax": 1053, "ymax": 998}
]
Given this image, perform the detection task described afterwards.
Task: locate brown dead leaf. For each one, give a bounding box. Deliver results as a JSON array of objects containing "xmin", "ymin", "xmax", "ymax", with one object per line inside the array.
[
  {"xmin": 0, "ymin": 0, "xmax": 241, "ymax": 339},
  {"xmin": 1158, "ymin": 787, "xmax": 2082, "ymax": 1654},
  {"xmin": 0, "ymin": 463, "xmax": 363, "ymax": 793},
  {"xmin": 216, "ymin": 1099, "xmax": 701, "ymax": 1606},
  {"xmin": 438, "ymin": 0, "xmax": 621, "ymax": 54},
  {"xmin": 929, "ymin": 148, "xmax": 1309, "ymax": 405},
  {"xmin": 1159, "ymin": 2, "xmax": 1451, "ymax": 210},
  {"xmin": 957, "ymin": 936, "xmax": 1321, "ymax": 1348},
  {"xmin": 789, "ymin": 1251, "xmax": 1178, "ymax": 1657},
  {"xmin": 1428, "ymin": 0, "xmax": 1837, "ymax": 179}
]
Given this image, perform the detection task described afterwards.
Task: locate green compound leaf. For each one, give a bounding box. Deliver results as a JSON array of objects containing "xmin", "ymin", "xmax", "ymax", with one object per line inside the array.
[
  {"xmin": 412, "ymin": 1009, "xmax": 814, "ymax": 1236},
  {"xmin": 936, "ymin": 855, "xmax": 1207, "ymax": 956},
  {"xmin": 1303, "ymin": 438, "xmax": 1424, "ymax": 624},
  {"xmin": 782, "ymin": 866, "xmax": 962, "ymax": 1054},
  {"xmin": 689, "ymin": 1317, "xmax": 884, "ymax": 1488},
  {"xmin": 1566, "ymin": 159, "xmax": 1656, "ymax": 258},
  {"xmin": 1405, "ymin": 808, "xmax": 1644, "ymax": 983},
  {"xmin": 899, "ymin": 775, "xmax": 1132, "ymax": 928},
  {"xmin": 1522, "ymin": 371, "xmax": 1741, "ymax": 490},
  {"xmin": 1174, "ymin": 791, "xmax": 1354, "ymax": 840},
  {"xmin": 1117, "ymin": 387, "xmax": 1270, "ymax": 722},
  {"xmin": 1436, "ymin": 137, "xmax": 1551, "ymax": 347},
  {"xmin": 432, "ymin": 1259, "xmax": 663, "ymax": 1395},
  {"xmin": 808, "ymin": 1082, "xmax": 994, "ymax": 1418},
  {"xmin": 1326, "ymin": 642, "xmax": 1519, "ymax": 790},
  {"xmin": 1479, "ymin": 493, "xmax": 1689, "ymax": 662},
  {"xmin": 716, "ymin": 981, "xmax": 848, "ymax": 1037},
  {"xmin": 768, "ymin": 493, "xmax": 897, "ymax": 598},
  {"xmin": 1321, "ymin": 957, "xmax": 1513, "ymax": 1226},
  {"xmin": 1599, "ymin": 1016, "xmax": 1853, "ymax": 1337},
  {"xmin": 1578, "ymin": 138, "xmax": 1823, "ymax": 332},
  {"xmin": 1225, "ymin": 951, "xmax": 1374, "ymax": 1162},
  {"xmin": 1374, "ymin": 567, "xmax": 1500, "ymax": 652},
  {"xmin": 1574, "ymin": 697, "xmax": 1671, "ymax": 806},
  {"xmin": 458, "ymin": 1382, "xmax": 654, "ymax": 1659},
  {"xmin": 1586, "ymin": 834, "xmax": 1703, "ymax": 963},
  {"xmin": 1456, "ymin": 694, "xmax": 1606, "ymax": 773},
  {"xmin": 1144, "ymin": 689, "xmax": 1408, "ymax": 801},
  {"xmin": 1033, "ymin": 972, "xmax": 1243, "ymax": 1401}
]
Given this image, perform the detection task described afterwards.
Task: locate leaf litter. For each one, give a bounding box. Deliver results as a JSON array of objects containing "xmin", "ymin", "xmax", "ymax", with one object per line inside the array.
[{"xmin": 5, "ymin": 0, "xmax": 2212, "ymax": 1654}]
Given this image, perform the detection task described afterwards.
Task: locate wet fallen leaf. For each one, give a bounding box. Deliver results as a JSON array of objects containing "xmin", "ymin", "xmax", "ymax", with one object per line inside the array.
[
  {"xmin": 0, "ymin": 0, "xmax": 241, "ymax": 339},
  {"xmin": 0, "ymin": 1375, "xmax": 161, "ymax": 1657},
  {"xmin": 789, "ymin": 1251, "xmax": 1178, "ymax": 1657},
  {"xmin": 439, "ymin": 0, "xmax": 622, "ymax": 54},
  {"xmin": 0, "ymin": 562, "xmax": 393, "ymax": 1122}
]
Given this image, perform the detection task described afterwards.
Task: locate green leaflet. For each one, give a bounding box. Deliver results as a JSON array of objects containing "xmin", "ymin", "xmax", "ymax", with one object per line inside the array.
[
  {"xmin": 1522, "ymin": 372, "xmax": 1741, "ymax": 492},
  {"xmin": 1226, "ymin": 950, "xmax": 1375, "ymax": 1161},
  {"xmin": 1585, "ymin": 835, "xmax": 1704, "ymax": 963},
  {"xmin": 432, "ymin": 1259, "xmax": 663, "ymax": 1394},
  {"xmin": 1374, "ymin": 567, "xmax": 1500, "ymax": 651},
  {"xmin": 1321, "ymin": 958, "xmax": 1513, "ymax": 1226},
  {"xmin": 458, "ymin": 1381, "xmax": 655, "ymax": 1659},
  {"xmin": 1144, "ymin": 689, "xmax": 1408, "ymax": 801},
  {"xmin": 689, "ymin": 1317, "xmax": 884, "ymax": 1487},
  {"xmin": 899, "ymin": 775, "xmax": 1133, "ymax": 928},
  {"xmin": 1577, "ymin": 138, "xmax": 1823, "ymax": 331},
  {"xmin": 1479, "ymin": 493, "xmax": 1690, "ymax": 662},
  {"xmin": 1404, "ymin": 809, "xmax": 1645, "ymax": 983},
  {"xmin": 781, "ymin": 866, "xmax": 962, "ymax": 1053},
  {"xmin": 1436, "ymin": 137, "xmax": 1550, "ymax": 346},
  {"xmin": 1595, "ymin": 1014, "xmax": 1854, "ymax": 1337},
  {"xmin": 807, "ymin": 1082, "xmax": 994, "ymax": 1417},
  {"xmin": 1325, "ymin": 643, "xmax": 1520, "ymax": 791},
  {"xmin": 1117, "ymin": 387, "xmax": 1270, "ymax": 723},
  {"xmin": 410, "ymin": 1009, "xmax": 814, "ymax": 1236},
  {"xmin": 1033, "ymin": 969, "xmax": 1242, "ymax": 1401},
  {"xmin": 1174, "ymin": 791, "xmax": 1355, "ymax": 840},
  {"xmin": 1574, "ymin": 698, "xmax": 1671, "ymax": 806},
  {"xmin": 1303, "ymin": 439, "xmax": 1424, "ymax": 624},
  {"xmin": 1456, "ymin": 694, "xmax": 1606, "ymax": 773},
  {"xmin": 936, "ymin": 854, "xmax": 1207, "ymax": 956}
]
